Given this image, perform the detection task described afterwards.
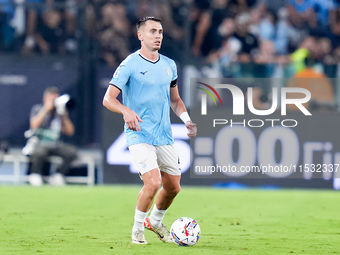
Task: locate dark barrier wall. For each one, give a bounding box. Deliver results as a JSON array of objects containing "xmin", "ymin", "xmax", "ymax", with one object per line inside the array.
[
  {"xmin": 94, "ymin": 65, "xmax": 116, "ymax": 145},
  {"xmin": 0, "ymin": 55, "xmax": 78, "ymax": 145},
  {"xmin": 102, "ymin": 108, "xmax": 339, "ymax": 189}
]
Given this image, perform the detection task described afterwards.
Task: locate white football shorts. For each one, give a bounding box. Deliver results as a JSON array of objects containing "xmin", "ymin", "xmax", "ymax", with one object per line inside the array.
[{"xmin": 128, "ymin": 143, "xmax": 181, "ymax": 177}]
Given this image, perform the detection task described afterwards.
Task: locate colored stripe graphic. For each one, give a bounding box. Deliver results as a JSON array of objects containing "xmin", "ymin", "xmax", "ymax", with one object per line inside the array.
[
  {"xmin": 197, "ymin": 82, "xmax": 223, "ymax": 106},
  {"xmin": 197, "ymin": 87, "xmax": 217, "ymax": 106}
]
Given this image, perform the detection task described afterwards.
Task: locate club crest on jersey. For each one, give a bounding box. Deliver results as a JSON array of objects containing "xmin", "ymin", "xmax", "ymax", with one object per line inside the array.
[
  {"xmin": 164, "ymin": 67, "xmax": 171, "ymax": 76},
  {"xmin": 113, "ymin": 70, "xmax": 120, "ymax": 78}
]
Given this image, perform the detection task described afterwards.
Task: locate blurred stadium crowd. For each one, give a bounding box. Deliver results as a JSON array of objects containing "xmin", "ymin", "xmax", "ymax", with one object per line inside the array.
[{"xmin": 0, "ymin": 0, "xmax": 340, "ymax": 77}]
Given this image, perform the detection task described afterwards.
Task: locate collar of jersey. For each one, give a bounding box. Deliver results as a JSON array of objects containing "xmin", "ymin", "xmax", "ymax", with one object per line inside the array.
[{"xmin": 138, "ymin": 50, "xmax": 160, "ymax": 64}]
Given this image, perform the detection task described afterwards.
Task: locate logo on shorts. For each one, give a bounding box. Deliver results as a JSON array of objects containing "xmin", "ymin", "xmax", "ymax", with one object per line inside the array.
[{"xmin": 139, "ymin": 160, "xmax": 147, "ymax": 169}]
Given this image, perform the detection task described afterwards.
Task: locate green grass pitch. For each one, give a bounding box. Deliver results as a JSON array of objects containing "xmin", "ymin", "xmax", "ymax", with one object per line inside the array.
[{"xmin": 1, "ymin": 185, "xmax": 339, "ymax": 255}]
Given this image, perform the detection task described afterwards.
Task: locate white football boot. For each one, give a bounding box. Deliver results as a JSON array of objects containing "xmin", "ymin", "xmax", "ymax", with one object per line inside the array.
[
  {"xmin": 144, "ymin": 217, "xmax": 173, "ymax": 243},
  {"xmin": 131, "ymin": 229, "xmax": 147, "ymax": 244}
]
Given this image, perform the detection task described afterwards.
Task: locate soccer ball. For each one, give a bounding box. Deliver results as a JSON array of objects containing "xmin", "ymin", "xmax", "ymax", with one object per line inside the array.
[{"xmin": 170, "ymin": 217, "xmax": 201, "ymax": 246}]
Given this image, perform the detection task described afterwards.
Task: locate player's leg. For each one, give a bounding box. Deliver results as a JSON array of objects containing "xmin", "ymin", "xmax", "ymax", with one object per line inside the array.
[
  {"xmin": 132, "ymin": 169, "xmax": 161, "ymax": 244},
  {"xmin": 144, "ymin": 144, "xmax": 181, "ymax": 242},
  {"xmin": 144, "ymin": 172, "xmax": 180, "ymax": 242},
  {"xmin": 145, "ymin": 173, "xmax": 180, "ymax": 226},
  {"xmin": 129, "ymin": 144, "xmax": 161, "ymax": 244},
  {"xmin": 155, "ymin": 171, "xmax": 181, "ymax": 210},
  {"xmin": 151, "ymin": 144, "xmax": 181, "ymax": 220},
  {"xmin": 137, "ymin": 169, "xmax": 162, "ymax": 211}
]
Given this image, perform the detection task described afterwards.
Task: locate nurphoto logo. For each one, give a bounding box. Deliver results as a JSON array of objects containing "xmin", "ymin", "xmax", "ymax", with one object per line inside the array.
[{"xmin": 197, "ymin": 82, "xmax": 312, "ymax": 128}]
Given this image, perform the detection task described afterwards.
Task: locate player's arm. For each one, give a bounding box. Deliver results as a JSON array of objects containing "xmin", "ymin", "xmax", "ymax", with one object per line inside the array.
[
  {"xmin": 103, "ymin": 85, "xmax": 142, "ymax": 131},
  {"xmin": 170, "ymin": 85, "xmax": 197, "ymax": 138}
]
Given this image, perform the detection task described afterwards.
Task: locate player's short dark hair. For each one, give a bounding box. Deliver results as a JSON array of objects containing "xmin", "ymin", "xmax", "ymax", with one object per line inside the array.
[
  {"xmin": 43, "ymin": 87, "xmax": 60, "ymax": 97},
  {"xmin": 136, "ymin": 17, "xmax": 162, "ymax": 31}
]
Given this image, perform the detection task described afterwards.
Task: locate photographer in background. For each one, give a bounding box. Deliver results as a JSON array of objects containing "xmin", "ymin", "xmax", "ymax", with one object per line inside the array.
[{"xmin": 26, "ymin": 86, "xmax": 77, "ymax": 186}]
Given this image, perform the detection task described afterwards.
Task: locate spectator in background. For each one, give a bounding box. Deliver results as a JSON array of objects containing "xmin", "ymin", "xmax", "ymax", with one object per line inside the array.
[
  {"xmin": 22, "ymin": 0, "xmax": 44, "ymax": 54},
  {"xmin": 126, "ymin": 0, "xmax": 186, "ymax": 56},
  {"xmin": 291, "ymin": 35, "xmax": 316, "ymax": 72},
  {"xmin": 317, "ymin": 37, "xmax": 337, "ymax": 65},
  {"xmin": 22, "ymin": 0, "xmax": 77, "ymax": 54},
  {"xmin": 333, "ymin": 44, "xmax": 340, "ymax": 63},
  {"xmin": 0, "ymin": 0, "xmax": 15, "ymax": 50},
  {"xmin": 35, "ymin": 8, "xmax": 66, "ymax": 54},
  {"xmin": 329, "ymin": 0, "xmax": 340, "ymax": 47},
  {"xmin": 255, "ymin": 7, "xmax": 296, "ymax": 55},
  {"xmin": 157, "ymin": 1, "xmax": 183, "ymax": 42},
  {"xmin": 121, "ymin": 0, "xmax": 187, "ymax": 60},
  {"xmin": 84, "ymin": 0, "xmax": 97, "ymax": 39},
  {"xmin": 54, "ymin": 0, "xmax": 78, "ymax": 53},
  {"xmin": 206, "ymin": 18, "xmax": 236, "ymax": 60},
  {"xmin": 253, "ymin": 39, "xmax": 278, "ymax": 77},
  {"xmin": 26, "ymin": 87, "xmax": 77, "ymax": 186},
  {"xmin": 286, "ymin": 57, "xmax": 336, "ymax": 112},
  {"xmin": 275, "ymin": 8, "xmax": 293, "ymax": 55},
  {"xmin": 233, "ymin": 0, "xmax": 259, "ymax": 12},
  {"xmin": 155, "ymin": 1, "xmax": 185, "ymax": 61},
  {"xmin": 310, "ymin": 0, "xmax": 335, "ymax": 37},
  {"xmin": 97, "ymin": 2, "xmax": 130, "ymax": 67},
  {"xmin": 204, "ymin": 17, "xmax": 238, "ymax": 77},
  {"xmin": 126, "ymin": 0, "xmax": 161, "ymax": 25},
  {"xmin": 255, "ymin": 0, "xmax": 286, "ymax": 15},
  {"xmin": 286, "ymin": 0, "xmax": 316, "ymax": 30},
  {"xmin": 254, "ymin": 8, "xmax": 275, "ymax": 39},
  {"xmin": 168, "ymin": 0, "xmax": 188, "ymax": 30},
  {"xmin": 192, "ymin": 0, "xmax": 234, "ymax": 57},
  {"xmin": 254, "ymin": 39, "xmax": 276, "ymax": 64},
  {"xmin": 188, "ymin": 0, "xmax": 210, "ymax": 38},
  {"xmin": 233, "ymin": 12, "xmax": 259, "ymax": 62}
]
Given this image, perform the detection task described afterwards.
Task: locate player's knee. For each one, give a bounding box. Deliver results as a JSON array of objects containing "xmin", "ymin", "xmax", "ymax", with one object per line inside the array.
[
  {"xmin": 166, "ymin": 184, "xmax": 181, "ymax": 197},
  {"xmin": 174, "ymin": 184, "xmax": 181, "ymax": 196},
  {"xmin": 145, "ymin": 180, "xmax": 161, "ymax": 195}
]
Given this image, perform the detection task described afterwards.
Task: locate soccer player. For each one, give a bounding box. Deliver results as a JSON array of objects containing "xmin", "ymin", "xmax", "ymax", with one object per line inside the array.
[{"xmin": 103, "ymin": 17, "xmax": 197, "ymax": 244}]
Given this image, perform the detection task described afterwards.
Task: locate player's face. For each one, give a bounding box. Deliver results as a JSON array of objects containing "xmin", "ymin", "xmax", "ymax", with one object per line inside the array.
[{"xmin": 139, "ymin": 20, "xmax": 163, "ymax": 51}]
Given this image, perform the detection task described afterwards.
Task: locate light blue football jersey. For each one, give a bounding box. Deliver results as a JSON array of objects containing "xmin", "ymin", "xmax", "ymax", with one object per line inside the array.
[{"xmin": 109, "ymin": 51, "xmax": 178, "ymax": 146}]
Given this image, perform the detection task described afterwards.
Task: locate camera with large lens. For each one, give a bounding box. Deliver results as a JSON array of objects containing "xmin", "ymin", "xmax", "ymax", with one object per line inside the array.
[{"xmin": 54, "ymin": 94, "xmax": 74, "ymax": 115}]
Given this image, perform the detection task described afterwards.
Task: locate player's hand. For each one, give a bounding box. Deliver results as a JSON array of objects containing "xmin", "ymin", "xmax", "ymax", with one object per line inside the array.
[
  {"xmin": 185, "ymin": 121, "xmax": 197, "ymax": 138},
  {"xmin": 123, "ymin": 109, "xmax": 143, "ymax": 131}
]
